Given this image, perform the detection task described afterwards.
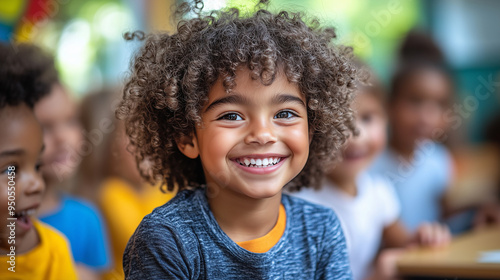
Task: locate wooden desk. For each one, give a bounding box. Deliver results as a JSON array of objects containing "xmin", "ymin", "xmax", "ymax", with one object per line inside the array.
[{"xmin": 397, "ymin": 226, "xmax": 500, "ymax": 279}]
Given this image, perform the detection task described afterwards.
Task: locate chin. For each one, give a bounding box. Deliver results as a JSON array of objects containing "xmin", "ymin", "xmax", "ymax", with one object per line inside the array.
[{"xmin": 242, "ymin": 184, "xmax": 283, "ymax": 200}]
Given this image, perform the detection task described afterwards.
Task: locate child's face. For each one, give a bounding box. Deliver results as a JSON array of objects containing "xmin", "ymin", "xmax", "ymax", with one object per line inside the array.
[
  {"xmin": 330, "ymin": 90, "xmax": 387, "ymax": 179},
  {"xmin": 390, "ymin": 69, "xmax": 452, "ymax": 148},
  {"xmin": 34, "ymin": 84, "xmax": 83, "ymax": 182},
  {"xmin": 180, "ymin": 67, "xmax": 310, "ymax": 199},
  {"xmin": 0, "ymin": 104, "xmax": 45, "ymax": 248}
]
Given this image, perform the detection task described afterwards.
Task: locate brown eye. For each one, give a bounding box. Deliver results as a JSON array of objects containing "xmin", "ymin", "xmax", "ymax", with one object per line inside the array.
[
  {"xmin": 218, "ymin": 113, "xmax": 242, "ymax": 121},
  {"xmin": 35, "ymin": 162, "xmax": 43, "ymax": 172},
  {"xmin": 361, "ymin": 113, "xmax": 373, "ymax": 123},
  {"xmin": 274, "ymin": 110, "xmax": 296, "ymax": 119}
]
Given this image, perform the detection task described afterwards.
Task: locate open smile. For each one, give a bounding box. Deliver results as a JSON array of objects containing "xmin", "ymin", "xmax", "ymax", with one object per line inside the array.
[
  {"xmin": 235, "ymin": 156, "xmax": 283, "ymax": 167},
  {"xmin": 231, "ymin": 154, "xmax": 288, "ymax": 174},
  {"xmin": 14, "ymin": 205, "xmax": 38, "ymax": 231}
]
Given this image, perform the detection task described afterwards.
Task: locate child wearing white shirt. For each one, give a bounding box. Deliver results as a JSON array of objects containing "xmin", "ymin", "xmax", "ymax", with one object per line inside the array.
[{"xmin": 293, "ymin": 62, "xmax": 451, "ymax": 280}]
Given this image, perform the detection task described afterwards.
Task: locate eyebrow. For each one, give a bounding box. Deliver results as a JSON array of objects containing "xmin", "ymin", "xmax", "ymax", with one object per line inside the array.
[
  {"xmin": 271, "ymin": 94, "xmax": 306, "ymax": 108},
  {"xmin": 204, "ymin": 95, "xmax": 250, "ymax": 113},
  {"xmin": 204, "ymin": 93, "xmax": 306, "ymax": 113},
  {"xmin": 0, "ymin": 145, "xmax": 44, "ymax": 159},
  {"xmin": 0, "ymin": 149, "xmax": 25, "ymax": 158}
]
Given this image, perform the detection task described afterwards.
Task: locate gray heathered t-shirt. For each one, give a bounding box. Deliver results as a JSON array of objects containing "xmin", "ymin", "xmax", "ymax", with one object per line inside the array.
[{"xmin": 123, "ymin": 187, "xmax": 353, "ymax": 279}]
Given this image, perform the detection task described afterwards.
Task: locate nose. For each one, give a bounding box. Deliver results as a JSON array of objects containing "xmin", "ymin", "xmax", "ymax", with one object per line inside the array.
[
  {"xmin": 24, "ymin": 171, "xmax": 45, "ymax": 196},
  {"xmin": 244, "ymin": 118, "xmax": 278, "ymax": 145}
]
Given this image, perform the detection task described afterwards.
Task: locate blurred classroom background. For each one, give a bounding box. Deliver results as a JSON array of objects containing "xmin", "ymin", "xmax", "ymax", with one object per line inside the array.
[
  {"xmin": 1, "ymin": 0, "xmax": 499, "ymax": 279},
  {"xmin": 2, "ymin": 0, "xmax": 500, "ymax": 144}
]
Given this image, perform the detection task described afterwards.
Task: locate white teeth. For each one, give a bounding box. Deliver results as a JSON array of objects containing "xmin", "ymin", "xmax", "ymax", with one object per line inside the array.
[
  {"xmin": 15, "ymin": 208, "xmax": 36, "ymax": 217},
  {"xmin": 237, "ymin": 157, "xmax": 282, "ymax": 167}
]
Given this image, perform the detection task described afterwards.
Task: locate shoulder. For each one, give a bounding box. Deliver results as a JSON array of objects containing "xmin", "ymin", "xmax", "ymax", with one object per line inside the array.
[
  {"xmin": 131, "ymin": 188, "xmax": 204, "ymax": 240},
  {"xmin": 288, "ymin": 182, "xmax": 341, "ymax": 207},
  {"xmin": 369, "ymin": 148, "xmax": 397, "ymax": 173},
  {"xmin": 35, "ymin": 220, "xmax": 73, "ymax": 255},
  {"xmin": 360, "ymin": 172, "xmax": 399, "ymax": 206},
  {"xmin": 124, "ymin": 189, "xmax": 204, "ymax": 279},
  {"xmin": 283, "ymin": 193, "xmax": 334, "ymax": 214},
  {"xmin": 283, "ymin": 194, "xmax": 342, "ymax": 233},
  {"xmin": 100, "ymin": 178, "xmax": 134, "ymax": 200},
  {"xmin": 361, "ymin": 172, "xmax": 395, "ymax": 194},
  {"xmin": 150, "ymin": 188, "xmax": 200, "ymax": 218},
  {"xmin": 283, "ymin": 196, "xmax": 351, "ymax": 279},
  {"xmin": 35, "ymin": 221, "xmax": 79, "ymax": 279},
  {"xmin": 62, "ymin": 195, "xmax": 105, "ymax": 223},
  {"xmin": 63, "ymin": 195, "xmax": 99, "ymax": 213},
  {"xmin": 417, "ymin": 142, "xmax": 453, "ymax": 181},
  {"xmin": 431, "ymin": 142, "xmax": 452, "ymax": 163}
]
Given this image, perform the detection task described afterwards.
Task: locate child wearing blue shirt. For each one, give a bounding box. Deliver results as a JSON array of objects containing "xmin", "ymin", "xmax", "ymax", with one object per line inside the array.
[
  {"xmin": 14, "ymin": 42, "xmax": 112, "ymax": 278},
  {"xmin": 119, "ymin": 0, "xmax": 358, "ymax": 278}
]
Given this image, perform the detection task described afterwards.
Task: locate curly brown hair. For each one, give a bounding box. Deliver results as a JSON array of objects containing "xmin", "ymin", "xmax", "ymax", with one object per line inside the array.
[{"xmin": 117, "ymin": 0, "xmax": 358, "ymax": 193}]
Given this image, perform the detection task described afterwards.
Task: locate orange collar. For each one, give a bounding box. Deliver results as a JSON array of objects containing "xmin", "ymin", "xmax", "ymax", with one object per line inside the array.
[{"xmin": 236, "ymin": 204, "xmax": 286, "ymax": 253}]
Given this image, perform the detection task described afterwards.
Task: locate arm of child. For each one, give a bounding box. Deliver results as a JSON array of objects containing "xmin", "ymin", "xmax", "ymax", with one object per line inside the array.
[
  {"xmin": 473, "ymin": 202, "xmax": 500, "ymax": 228},
  {"xmin": 382, "ymin": 220, "xmax": 413, "ymax": 248},
  {"xmin": 383, "ymin": 220, "xmax": 451, "ymax": 248},
  {"xmin": 123, "ymin": 218, "xmax": 198, "ymax": 279},
  {"xmin": 364, "ymin": 247, "xmax": 407, "ymax": 280},
  {"xmin": 371, "ymin": 221, "xmax": 451, "ymax": 280},
  {"xmin": 315, "ymin": 211, "xmax": 353, "ymax": 280}
]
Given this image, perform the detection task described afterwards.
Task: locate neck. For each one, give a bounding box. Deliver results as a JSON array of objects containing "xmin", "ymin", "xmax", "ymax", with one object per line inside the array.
[
  {"xmin": 207, "ymin": 186, "xmax": 282, "ymax": 243},
  {"xmin": 389, "ymin": 135, "xmax": 414, "ymax": 162},
  {"xmin": 327, "ymin": 173, "xmax": 357, "ymax": 197},
  {"xmin": 0, "ymin": 225, "xmax": 40, "ymax": 254}
]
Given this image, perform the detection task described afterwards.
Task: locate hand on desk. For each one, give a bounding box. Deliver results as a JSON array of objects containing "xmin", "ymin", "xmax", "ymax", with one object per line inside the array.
[
  {"xmin": 367, "ymin": 223, "xmax": 451, "ymax": 280},
  {"xmin": 473, "ymin": 202, "xmax": 500, "ymax": 229},
  {"xmin": 412, "ymin": 222, "xmax": 451, "ymax": 247}
]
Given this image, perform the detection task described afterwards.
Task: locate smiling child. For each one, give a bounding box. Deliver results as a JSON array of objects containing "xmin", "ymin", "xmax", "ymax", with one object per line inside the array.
[
  {"xmin": 293, "ymin": 61, "xmax": 450, "ymax": 280},
  {"xmin": 120, "ymin": 1, "xmax": 358, "ymax": 278},
  {"xmin": 0, "ymin": 42, "xmax": 77, "ymax": 279}
]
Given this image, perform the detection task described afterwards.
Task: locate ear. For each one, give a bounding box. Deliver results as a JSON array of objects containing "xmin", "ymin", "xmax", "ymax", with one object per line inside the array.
[
  {"xmin": 308, "ymin": 128, "xmax": 314, "ymax": 145},
  {"xmin": 176, "ymin": 133, "xmax": 200, "ymax": 159}
]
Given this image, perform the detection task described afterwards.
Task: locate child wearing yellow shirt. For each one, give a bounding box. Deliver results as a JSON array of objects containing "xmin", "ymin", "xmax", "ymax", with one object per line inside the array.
[{"xmin": 0, "ymin": 42, "xmax": 77, "ymax": 279}]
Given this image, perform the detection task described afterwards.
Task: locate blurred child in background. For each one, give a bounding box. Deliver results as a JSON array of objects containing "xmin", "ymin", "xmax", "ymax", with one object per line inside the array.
[
  {"xmin": 78, "ymin": 90, "xmax": 175, "ymax": 279},
  {"xmin": 370, "ymin": 30, "xmax": 458, "ymax": 233},
  {"xmin": 18, "ymin": 47, "xmax": 112, "ymax": 279},
  {"xmin": 0, "ymin": 42, "xmax": 77, "ymax": 280},
  {"xmin": 293, "ymin": 60, "xmax": 450, "ymax": 280}
]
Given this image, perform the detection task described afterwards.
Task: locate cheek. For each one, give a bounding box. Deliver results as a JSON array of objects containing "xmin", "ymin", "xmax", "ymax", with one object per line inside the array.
[
  {"xmin": 0, "ymin": 183, "xmax": 8, "ymax": 208},
  {"xmin": 367, "ymin": 121, "xmax": 387, "ymax": 154},
  {"xmin": 281, "ymin": 123, "xmax": 310, "ymax": 161},
  {"xmin": 438, "ymin": 116, "xmax": 449, "ymax": 130},
  {"xmin": 41, "ymin": 132, "xmax": 56, "ymax": 158},
  {"xmin": 198, "ymin": 127, "xmax": 239, "ymax": 161},
  {"xmin": 69, "ymin": 126, "xmax": 84, "ymax": 149}
]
